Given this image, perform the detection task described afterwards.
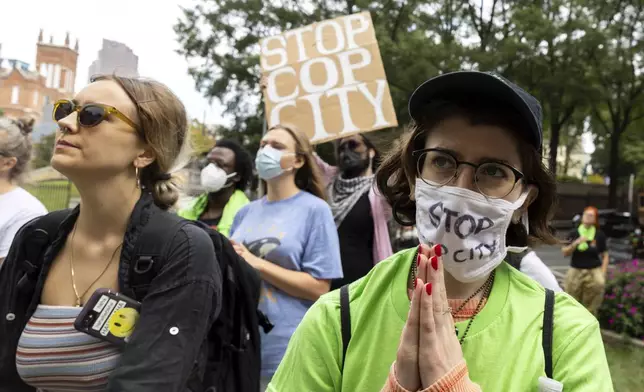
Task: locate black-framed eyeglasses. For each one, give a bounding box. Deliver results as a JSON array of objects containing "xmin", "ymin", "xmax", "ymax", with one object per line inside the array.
[
  {"xmin": 413, "ymin": 148, "xmax": 525, "ymax": 199},
  {"xmin": 53, "ymin": 99, "xmax": 139, "ymax": 131}
]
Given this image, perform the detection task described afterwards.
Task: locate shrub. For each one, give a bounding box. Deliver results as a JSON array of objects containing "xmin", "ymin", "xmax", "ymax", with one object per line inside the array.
[{"xmin": 598, "ymin": 260, "xmax": 644, "ymax": 340}]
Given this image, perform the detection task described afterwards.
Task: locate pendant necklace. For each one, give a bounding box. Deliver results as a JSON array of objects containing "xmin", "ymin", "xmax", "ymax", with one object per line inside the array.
[{"xmin": 69, "ymin": 224, "xmax": 123, "ymax": 307}]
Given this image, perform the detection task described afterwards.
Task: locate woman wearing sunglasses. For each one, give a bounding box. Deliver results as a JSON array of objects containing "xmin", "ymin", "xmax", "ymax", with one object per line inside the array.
[
  {"xmin": 267, "ymin": 71, "xmax": 612, "ymax": 391},
  {"xmin": 0, "ymin": 75, "xmax": 221, "ymax": 392},
  {"xmin": 229, "ymin": 124, "xmax": 342, "ymax": 390},
  {"xmin": 0, "ymin": 118, "xmax": 47, "ymax": 267}
]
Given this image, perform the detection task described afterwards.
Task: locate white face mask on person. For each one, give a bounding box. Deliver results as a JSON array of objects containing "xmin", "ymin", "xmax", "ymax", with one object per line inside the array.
[
  {"xmin": 415, "ymin": 179, "xmax": 529, "ymax": 283},
  {"xmin": 200, "ymin": 163, "xmax": 236, "ymax": 193}
]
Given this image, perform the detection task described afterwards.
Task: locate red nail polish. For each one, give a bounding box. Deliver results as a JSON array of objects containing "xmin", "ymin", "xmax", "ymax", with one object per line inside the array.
[
  {"xmin": 416, "ymin": 253, "xmax": 421, "ymax": 266},
  {"xmin": 414, "ymin": 278, "xmax": 419, "ymax": 289},
  {"xmin": 433, "ymin": 244, "xmax": 443, "ymax": 257},
  {"xmin": 431, "ymin": 256, "xmax": 438, "ymax": 271},
  {"xmin": 425, "ymin": 283, "xmax": 432, "ymax": 295}
]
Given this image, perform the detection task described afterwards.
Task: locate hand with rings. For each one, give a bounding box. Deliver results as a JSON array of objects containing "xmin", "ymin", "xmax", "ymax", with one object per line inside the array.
[{"xmin": 394, "ymin": 243, "xmax": 466, "ymax": 390}]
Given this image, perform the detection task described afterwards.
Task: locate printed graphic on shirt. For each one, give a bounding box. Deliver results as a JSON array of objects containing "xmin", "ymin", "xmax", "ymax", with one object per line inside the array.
[
  {"xmin": 244, "ymin": 237, "xmax": 282, "ymax": 305},
  {"xmin": 245, "ymin": 237, "xmax": 281, "ymax": 258}
]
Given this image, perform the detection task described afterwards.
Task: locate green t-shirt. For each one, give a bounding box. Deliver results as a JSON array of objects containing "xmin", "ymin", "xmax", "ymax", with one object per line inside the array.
[
  {"xmin": 268, "ymin": 248, "xmax": 613, "ymax": 391},
  {"xmin": 177, "ymin": 189, "xmax": 249, "ymax": 238}
]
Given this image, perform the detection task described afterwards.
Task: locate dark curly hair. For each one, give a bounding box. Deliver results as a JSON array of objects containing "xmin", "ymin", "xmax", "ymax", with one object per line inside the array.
[
  {"xmin": 375, "ymin": 97, "xmax": 558, "ymax": 247},
  {"xmin": 211, "ymin": 139, "xmax": 253, "ymax": 191}
]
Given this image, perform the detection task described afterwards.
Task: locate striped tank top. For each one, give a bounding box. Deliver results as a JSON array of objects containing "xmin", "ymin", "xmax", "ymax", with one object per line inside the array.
[{"xmin": 16, "ymin": 305, "xmax": 122, "ymax": 392}]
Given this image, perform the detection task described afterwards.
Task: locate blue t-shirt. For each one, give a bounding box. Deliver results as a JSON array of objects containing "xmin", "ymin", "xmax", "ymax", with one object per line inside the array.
[{"xmin": 230, "ymin": 191, "xmax": 343, "ymax": 376}]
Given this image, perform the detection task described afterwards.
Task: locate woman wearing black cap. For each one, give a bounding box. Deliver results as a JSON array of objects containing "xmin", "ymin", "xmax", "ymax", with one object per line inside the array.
[{"xmin": 266, "ymin": 71, "xmax": 612, "ymax": 392}]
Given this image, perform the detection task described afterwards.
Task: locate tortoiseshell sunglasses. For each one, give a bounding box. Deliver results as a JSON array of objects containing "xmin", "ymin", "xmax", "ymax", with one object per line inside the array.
[{"xmin": 52, "ymin": 99, "xmax": 139, "ymax": 130}]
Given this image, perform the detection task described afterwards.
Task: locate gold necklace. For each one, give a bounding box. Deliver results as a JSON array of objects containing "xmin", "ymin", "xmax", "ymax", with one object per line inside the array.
[{"xmin": 69, "ymin": 224, "xmax": 123, "ymax": 307}]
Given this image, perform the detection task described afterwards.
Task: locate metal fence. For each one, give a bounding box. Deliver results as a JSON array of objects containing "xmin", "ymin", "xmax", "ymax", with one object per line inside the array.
[{"xmin": 23, "ymin": 180, "xmax": 74, "ymax": 212}]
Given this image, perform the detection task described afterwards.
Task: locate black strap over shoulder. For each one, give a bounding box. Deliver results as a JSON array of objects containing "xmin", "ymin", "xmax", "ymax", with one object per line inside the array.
[
  {"xmin": 127, "ymin": 210, "xmax": 188, "ymax": 300},
  {"xmin": 25, "ymin": 209, "xmax": 72, "ymax": 268},
  {"xmin": 340, "ymin": 284, "xmax": 351, "ymax": 373},
  {"xmin": 505, "ymin": 249, "xmax": 529, "ymax": 270},
  {"xmin": 543, "ymin": 288, "xmax": 555, "ymax": 379}
]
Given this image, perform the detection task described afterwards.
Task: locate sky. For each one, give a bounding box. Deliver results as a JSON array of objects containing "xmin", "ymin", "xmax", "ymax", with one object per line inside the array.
[{"xmin": 0, "ymin": 0, "xmax": 226, "ymax": 125}]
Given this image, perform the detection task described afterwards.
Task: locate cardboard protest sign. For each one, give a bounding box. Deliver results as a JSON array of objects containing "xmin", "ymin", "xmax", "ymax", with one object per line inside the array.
[{"xmin": 260, "ymin": 12, "xmax": 398, "ymax": 144}]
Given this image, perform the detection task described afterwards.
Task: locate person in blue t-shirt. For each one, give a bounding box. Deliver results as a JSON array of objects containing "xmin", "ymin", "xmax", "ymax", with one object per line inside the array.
[{"xmin": 230, "ymin": 124, "xmax": 343, "ymax": 390}]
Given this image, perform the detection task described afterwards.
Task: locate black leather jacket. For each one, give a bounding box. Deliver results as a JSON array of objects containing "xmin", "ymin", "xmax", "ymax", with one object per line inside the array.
[{"xmin": 0, "ymin": 194, "xmax": 222, "ymax": 392}]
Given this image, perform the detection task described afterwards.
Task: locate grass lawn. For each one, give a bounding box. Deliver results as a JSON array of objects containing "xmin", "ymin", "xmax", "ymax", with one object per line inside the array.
[
  {"xmin": 23, "ymin": 180, "xmax": 79, "ymax": 211},
  {"xmin": 605, "ymin": 338, "xmax": 644, "ymax": 392}
]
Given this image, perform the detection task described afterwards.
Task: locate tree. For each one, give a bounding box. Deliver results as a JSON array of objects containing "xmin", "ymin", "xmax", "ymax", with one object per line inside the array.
[
  {"xmin": 31, "ymin": 132, "xmax": 56, "ymax": 169},
  {"xmin": 584, "ymin": 0, "xmax": 644, "ymax": 207},
  {"xmin": 560, "ymin": 113, "xmax": 588, "ymax": 176},
  {"xmin": 174, "ymin": 0, "xmax": 469, "ymax": 147},
  {"xmin": 189, "ymin": 119, "xmax": 216, "ymax": 156},
  {"xmin": 173, "ymin": 0, "xmax": 605, "ymax": 180},
  {"xmin": 497, "ymin": 1, "xmax": 597, "ymax": 173}
]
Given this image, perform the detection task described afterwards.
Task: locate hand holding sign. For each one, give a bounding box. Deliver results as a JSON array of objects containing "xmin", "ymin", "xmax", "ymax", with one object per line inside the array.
[{"xmin": 394, "ymin": 244, "xmax": 466, "ymax": 390}]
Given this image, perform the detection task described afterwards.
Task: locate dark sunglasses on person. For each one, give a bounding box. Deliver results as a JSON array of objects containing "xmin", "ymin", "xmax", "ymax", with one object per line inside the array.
[
  {"xmin": 52, "ymin": 99, "xmax": 139, "ymax": 130},
  {"xmin": 339, "ymin": 139, "xmax": 365, "ymax": 152}
]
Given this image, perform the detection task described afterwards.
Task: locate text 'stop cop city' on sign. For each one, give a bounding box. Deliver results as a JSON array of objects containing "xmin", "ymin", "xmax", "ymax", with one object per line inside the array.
[{"xmin": 260, "ymin": 12, "xmax": 398, "ymax": 144}]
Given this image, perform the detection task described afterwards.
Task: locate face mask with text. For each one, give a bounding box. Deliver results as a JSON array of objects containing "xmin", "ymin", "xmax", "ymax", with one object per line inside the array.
[{"xmin": 415, "ymin": 179, "xmax": 528, "ymax": 283}]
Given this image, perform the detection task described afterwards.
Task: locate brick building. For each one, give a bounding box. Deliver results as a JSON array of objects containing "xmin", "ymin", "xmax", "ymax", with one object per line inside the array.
[{"xmin": 0, "ymin": 30, "xmax": 78, "ymax": 121}]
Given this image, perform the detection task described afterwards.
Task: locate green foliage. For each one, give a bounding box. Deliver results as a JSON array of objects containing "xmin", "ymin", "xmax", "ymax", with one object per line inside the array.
[
  {"xmin": 31, "ymin": 133, "xmax": 56, "ymax": 169},
  {"xmin": 557, "ymin": 174, "xmax": 582, "ymax": 183},
  {"xmin": 586, "ymin": 173, "xmax": 606, "ymax": 185},
  {"xmin": 175, "ymin": 0, "xmax": 644, "ymax": 203},
  {"xmin": 598, "ymin": 260, "xmax": 644, "ymax": 340},
  {"xmin": 189, "ymin": 119, "xmax": 216, "ymax": 155},
  {"xmin": 23, "ymin": 180, "xmax": 78, "ymax": 211}
]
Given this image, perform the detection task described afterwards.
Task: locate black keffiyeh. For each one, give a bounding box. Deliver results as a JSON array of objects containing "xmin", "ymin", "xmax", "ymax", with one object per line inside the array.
[{"xmin": 327, "ymin": 173, "xmax": 374, "ymax": 228}]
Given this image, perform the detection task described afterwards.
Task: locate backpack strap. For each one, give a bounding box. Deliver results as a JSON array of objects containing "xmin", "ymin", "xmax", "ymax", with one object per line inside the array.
[
  {"xmin": 23, "ymin": 209, "xmax": 73, "ymax": 270},
  {"xmin": 127, "ymin": 210, "xmax": 189, "ymax": 300},
  {"xmin": 340, "ymin": 284, "xmax": 351, "ymax": 373},
  {"xmin": 543, "ymin": 288, "xmax": 555, "ymax": 379},
  {"xmin": 505, "ymin": 249, "xmax": 528, "ymax": 270}
]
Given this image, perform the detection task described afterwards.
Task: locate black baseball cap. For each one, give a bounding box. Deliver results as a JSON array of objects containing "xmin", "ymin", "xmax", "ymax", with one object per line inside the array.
[{"xmin": 408, "ymin": 71, "xmax": 543, "ymax": 152}]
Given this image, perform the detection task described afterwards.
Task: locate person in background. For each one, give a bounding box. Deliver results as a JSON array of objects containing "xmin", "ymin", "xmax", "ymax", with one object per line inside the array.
[
  {"xmin": 267, "ymin": 71, "xmax": 611, "ymax": 392},
  {"xmin": 0, "ymin": 118, "xmax": 47, "ymax": 265},
  {"xmin": 0, "ymin": 75, "xmax": 222, "ymax": 391},
  {"xmin": 230, "ymin": 124, "xmax": 342, "ymax": 391},
  {"xmin": 179, "ymin": 139, "xmax": 252, "ymax": 236},
  {"xmin": 315, "ymin": 134, "xmax": 393, "ymax": 290},
  {"xmin": 562, "ymin": 206, "xmax": 608, "ymax": 315}
]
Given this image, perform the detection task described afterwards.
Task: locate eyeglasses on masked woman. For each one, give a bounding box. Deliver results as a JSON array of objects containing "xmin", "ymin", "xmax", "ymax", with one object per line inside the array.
[{"xmin": 413, "ymin": 148, "xmax": 525, "ymax": 199}]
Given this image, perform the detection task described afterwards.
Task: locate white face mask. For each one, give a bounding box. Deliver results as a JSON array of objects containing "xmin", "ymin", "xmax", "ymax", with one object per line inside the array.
[
  {"xmin": 415, "ymin": 179, "xmax": 529, "ymax": 283},
  {"xmin": 200, "ymin": 163, "xmax": 236, "ymax": 193}
]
